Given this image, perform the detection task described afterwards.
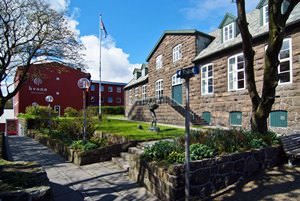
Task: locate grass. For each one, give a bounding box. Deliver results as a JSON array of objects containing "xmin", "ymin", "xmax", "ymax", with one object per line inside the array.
[{"xmin": 95, "ymin": 118, "xmax": 184, "ymax": 141}]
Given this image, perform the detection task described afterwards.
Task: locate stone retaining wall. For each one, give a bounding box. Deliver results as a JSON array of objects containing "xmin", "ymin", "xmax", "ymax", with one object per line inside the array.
[{"xmin": 129, "ymin": 146, "xmax": 286, "ymax": 201}]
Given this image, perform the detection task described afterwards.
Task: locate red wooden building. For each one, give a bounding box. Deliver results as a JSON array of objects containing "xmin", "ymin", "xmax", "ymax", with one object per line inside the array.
[
  {"xmin": 87, "ymin": 81, "xmax": 127, "ymax": 107},
  {"xmin": 13, "ymin": 62, "xmax": 90, "ymax": 116}
]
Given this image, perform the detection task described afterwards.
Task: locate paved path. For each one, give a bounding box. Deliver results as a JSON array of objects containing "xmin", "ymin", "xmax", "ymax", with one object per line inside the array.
[{"xmin": 7, "ymin": 136, "xmax": 158, "ymax": 201}]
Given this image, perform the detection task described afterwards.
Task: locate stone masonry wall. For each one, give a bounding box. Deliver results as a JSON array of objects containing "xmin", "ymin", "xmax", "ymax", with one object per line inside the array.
[
  {"xmin": 192, "ymin": 27, "xmax": 300, "ymax": 132},
  {"xmin": 128, "ymin": 103, "xmax": 186, "ymax": 126},
  {"xmin": 129, "ymin": 146, "xmax": 285, "ymax": 201}
]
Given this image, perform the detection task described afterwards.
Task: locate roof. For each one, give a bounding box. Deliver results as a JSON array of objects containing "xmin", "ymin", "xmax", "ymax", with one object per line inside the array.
[
  {"xmin": 194, "ymin": 3, "xmax": 300, "ymax": 62},
  {"xmin": 91, "ymin": 80, "xmax": 127, "ymax": 86},
  {"xmin": 256, "ymin": 0, "xmax": 267, "ymax": 9},
  {"xmin": 146, "ymin": 29, "xmax": 214, "ymax": 62},
  {"xmin": 218, "ymin": 13, "xmax": 237, "ymax": 28},
  {"xmin": 124, "ymin": 75, "xmax": 148, "ymax": 89},
  {"xmin": 133, "ymin": 68, "xmax": 141, "ymax": 75}
]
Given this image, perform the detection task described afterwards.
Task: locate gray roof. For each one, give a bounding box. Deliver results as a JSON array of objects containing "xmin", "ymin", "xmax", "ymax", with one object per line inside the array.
[
  {"xmin": 194, "ymin": 4, "xmax": 300, "ymax": 62},
  {"xmin": 91, "ymin": 80, "xmax": 127, "ymax": 86},
  {"xmin": 124, "ymin": 75, "xmax": 148, "ymax": 89}
]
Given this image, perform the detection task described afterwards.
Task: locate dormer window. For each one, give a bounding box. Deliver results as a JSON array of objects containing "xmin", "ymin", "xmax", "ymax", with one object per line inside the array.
[
  {"xmin": 173, "ymin": 44, "xmax": 182, "ymax": 63},
  {"xmin": 156, "ymin": 55, "xmax": 162, "ymax": 69},
  {"xmin": 263, "ymin": 4, "xmax": 269, "ymax": 25},
  {"xmin": 223, "ymin": 23, "xmax": 235, "ymax": 42}
]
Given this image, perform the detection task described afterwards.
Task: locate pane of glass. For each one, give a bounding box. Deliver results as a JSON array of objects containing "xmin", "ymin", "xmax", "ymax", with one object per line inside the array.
[
  {"xmin": 208, "ymin": 78, "xmax": 213, "ymax": 85},
  {"xmin": 202, "ymin": 67, "xmax": 207, "ymax": 73},
  {"xmin": 229, "ymin": 73, "xmax": 233, "ymax": 82},
  {"xmin": 229, "ymin": 81, "xmax": 233, "ymax": 90},
  {"xmin": 208, "ymin": 65, "xmax": 212, "ymax": 71},
  {"xmin": 238, "ymin": 80, "xmax": 244, "ymax": 89},
  {"xmin": 208, "ymin": 69, "xmax": 213, "ymax": 77},
  {"xmin": 237, "ymin": 55, "xmax": 244, "ymax": 62},
  {"xmin": 281, "ymin": 39, "xmax": 289, "ymax": 50},
  {"xmin": 279, "ymin": 61, "xmax": 290, "ymax": 72},
  {"xmin": 238, "ymin": 71, "xmax": 244, "ymax": 79},
  {"xmin": 208, "ymin": 86, "xmax": 213, "ymax": 93},
  {"xmin": 279, "ymin": 50, "xmax": 289, "ymax": 60},
  {"xmin": 279, "ymin": 72, "xmax": 290, "ymax": 83},
  {"xmin": 229, "ymin": 58, "xmax": 235, "ymax": 65},
  {"xmin": 237, "ymin": 62, "xmax": 244, "ymax": 69}
]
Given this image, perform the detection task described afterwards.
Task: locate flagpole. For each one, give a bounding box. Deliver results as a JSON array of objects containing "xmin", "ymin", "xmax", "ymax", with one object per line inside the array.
[{"xmin": 99, "ymin": 14, "xmax": 102, "ymax": 118}]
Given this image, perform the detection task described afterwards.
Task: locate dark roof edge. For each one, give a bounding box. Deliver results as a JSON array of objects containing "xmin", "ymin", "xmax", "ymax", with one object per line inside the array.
[{"xmin": 146, "ymin": 29, "xmax": 213, "ymax": 62}]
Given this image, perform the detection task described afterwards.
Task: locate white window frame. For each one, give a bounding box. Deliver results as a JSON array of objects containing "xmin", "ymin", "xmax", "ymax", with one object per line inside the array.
[
  {"xmin": 117, "ymin": 87, "xmax": 121, "ymax": 93},
  {"xmin": 134, "ymin": 87, "xmax": 139, "ymax": 100},
  {"xmin": 155, "ymin": 79, "xmax": 163, "ymax": 98},
  {"xmin": 228, "ymin": 53, "xmax": 245, "ymax": 91},
  {"xmin": 173, "ymin": 44, "xmax": 182, "ymax": 63},
  {"xmin": 142, "ymin": 84, "xmax": 147, "ymax": 100},
  {"xmin": 108, "ymin": 86, "xmax": 113, "ymax": 92},
  {"xmin": 171, "ymin": 74, "xmax": 182, "ymax": 86},
  {"xmin": 201, "ymin": 64, "xmax": 214, "ymax": 95},
  {"xmin": 278, "ymin": 38, "xmax": 292, "ymax": 85},
  {"xmin": 156, "ymin": 55, "xmax": 163, "ymax": 69},
  {"xmin": 223, "ymin": 23, "xmax": 235, "ymax": 42},
  {"xmin": 263, "ymin": 4, "xmax": 269, "ymax": 26}
]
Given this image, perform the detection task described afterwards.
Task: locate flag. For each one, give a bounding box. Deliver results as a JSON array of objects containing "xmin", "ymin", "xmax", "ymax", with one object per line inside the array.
[{"xmin": 100, "ymin": 17, "xmax": 108, "ymax": 38}]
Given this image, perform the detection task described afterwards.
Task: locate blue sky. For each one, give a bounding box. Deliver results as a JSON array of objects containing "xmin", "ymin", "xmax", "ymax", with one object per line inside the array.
[{"xmin": 49, "ymin": 0, "xmax": 259, "ymax": 82}]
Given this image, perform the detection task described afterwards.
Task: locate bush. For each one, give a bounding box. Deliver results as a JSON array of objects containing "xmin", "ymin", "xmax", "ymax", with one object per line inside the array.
[
  {"xmin": 102, "ymin": 106, "xmax": 125, "ymax": 115},
  {"xmin": 70, "ymin": 140, "xmax": 98, "ymax": 151},
  {"xmin": 89, "ymin": 136, "xmax": 107, "ymax": 147},
  {"xmin": 25, "ymin": 105, "xmax": 57, "ymax": 119},
  {"xmin": 64, "ymin": 107, "xmax": 79, "ymax": 117},
  {"xmin": 190, "ymin": 144, "xmax": 215, "ymax": 160},
  {"xmin": 142, "ymin": 141, "xmax": 182, "ymax": 162},
  {"xmin": 167, "ymin": 151, "xmax": 185, "ymax": 163}
]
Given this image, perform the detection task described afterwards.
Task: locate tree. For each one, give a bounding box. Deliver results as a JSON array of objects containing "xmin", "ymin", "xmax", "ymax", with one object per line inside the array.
[
  {"xmin": 0, "ymin": 0, "xmax": 85, "ymax": 116},
  {"xmin": 235, "ymin": 0, "xmax": 299, "ymax": 134}
]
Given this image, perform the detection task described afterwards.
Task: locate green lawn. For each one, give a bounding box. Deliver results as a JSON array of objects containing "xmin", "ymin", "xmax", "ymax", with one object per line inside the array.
[{"xmin": 95, "ymin": 118, "xmax": 184, "ymax": 141}]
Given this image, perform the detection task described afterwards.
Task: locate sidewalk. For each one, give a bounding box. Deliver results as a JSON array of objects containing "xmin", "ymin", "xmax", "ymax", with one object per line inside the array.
[{"xmin": 7, "ymin": 136, "xmax": 158, "ymax": 201}]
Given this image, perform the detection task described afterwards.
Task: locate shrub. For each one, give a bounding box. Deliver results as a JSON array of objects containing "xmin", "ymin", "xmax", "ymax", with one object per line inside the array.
[
  {"xmin": 167, "ymin": 151, "xmax": 185, "ymax": 163},
  {"xmin": 56, "ymin": 118, "xmax": 82, "ymax": 140},
  {"xmin": 25, "ymin": 105, "xmax": 57, "ymax": 119},
  {"xmin": 70, "ymin": 140, "xmax": 97, "ymax": 151},
  {"xmin": 142, "ymin": 141, "xmax": 181, "ymax": 161},
  {"xmin": 102, "ymin": 106, "xmax": 125, "ymax": 115},
  {"xmin": 64, "ymin": 107, "xmax": 79, "ymax": 117},
  {"xmin": 190, "ymin": 144, "xmax": 215, "ymax": 160},
  {"xmin": 89, "ymin": 136, "xmax": 107, "ymax": 147}
]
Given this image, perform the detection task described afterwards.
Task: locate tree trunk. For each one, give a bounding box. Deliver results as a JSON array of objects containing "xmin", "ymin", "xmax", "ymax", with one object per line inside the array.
[{"xmin": 251, "ymin": 109, "xmax": 268, "ymax": 134}]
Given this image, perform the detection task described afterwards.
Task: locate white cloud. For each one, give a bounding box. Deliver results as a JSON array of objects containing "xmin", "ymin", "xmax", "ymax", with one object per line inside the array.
[
  {"xmin": 47, "ymin": 0, "xmax": 70, "ymax": 12},
  {"xmin": 81, "ymin": 35, "xmax": 140, "ymax": 83}
]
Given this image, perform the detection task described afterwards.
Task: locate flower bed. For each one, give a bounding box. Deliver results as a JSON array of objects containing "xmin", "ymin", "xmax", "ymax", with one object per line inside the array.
[{"xmin": 129, "ymin": 145, "xmax": 286, "ymax": 201}]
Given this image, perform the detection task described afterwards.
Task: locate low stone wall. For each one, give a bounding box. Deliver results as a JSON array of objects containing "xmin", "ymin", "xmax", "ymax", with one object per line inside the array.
[
  {"xmin": 27, "ymin": 130, "xmax": 137, "ymax": 166},
  {"xmin": 129, "ymin": 146, "xmax": 286, "ymax": 201}
]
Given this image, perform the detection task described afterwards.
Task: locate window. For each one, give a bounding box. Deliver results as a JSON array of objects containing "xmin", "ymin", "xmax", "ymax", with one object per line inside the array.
[
  {"xmin": 172, "ymin": 74, "xmax": 182, "ymax": 86},
  {"xmin": 155, "ymin": 79, "xmax": 163, "ymax": 98},
  {"xmin": 142, "ymin": 85, "xmax": 147, "ymax": 100},
  {"xmin": 116, "ymin": 98, "xmax": 121, "ymax": 103},
  {"xmin": 117, "ymin": 87, "xmax": 121, "ymax": 93},
  {"xmin": 135, "ymin": 87, "xmax": 139, "ymax": 100},
  {"xmin": 278, "ymin": 38, "xmax": 292, "ymax": 84},
  {"xmin": 101, "ymin": 97, "xmax": 104, "ymax": 103},
  {"xmin": 129, "ymin": 89, "xmax": 132, "ymax": 105},
  {"xmin": 108, "ymin": 86, "xmax": 113, "ymax": 92},
  {"xmin": 263, "ymin": 4, "xmax": 269, "ymax": 26},
  {"xmin": 201, "ymin": 64, "xmax": 214, "ymax": 95},
  {"xmin": 54, "ymin": 105, "xmax": 61, "ymax": 116},
  {"xmin": 270, "ymin": 110, "xmax": 287, "ymax": 127},
  {"xmin": 156, "ymin": 55, "xmax": 163, "ymax": 69},
  {"xmin": 173, "ymin": 44, "xmax": 182, "ymax": 62},
  {"xmin": 108, "ymin": 97, "xmax": 113, "ymax": 103},
  {"xmin": 229, "ymin": 111, "xmax": 242, "ymax": 126},
  {"xmin": 223, "ymin": 23, "xmax": 235, "ymax": 42},
  {"xmin": 90, "ymin": 85, "xmax": 95, "ymax": 91},
  {"xmin": 56, "ymin": 77, "xmax": 60, "ymax": 81},
  {"xmin": 90, "ymin": 96, "xmax": 95, "ymax": 102},
  {"xmin": 101, "ymin": 85, "xmax": 104, "ymax": 92},
  {"xmin": 228, "ymin": 53, "xmax": 245, "ymax": 91},
  {"xmin": 202, "ymin": 112, "xmax": 211, "ymax": 125}
]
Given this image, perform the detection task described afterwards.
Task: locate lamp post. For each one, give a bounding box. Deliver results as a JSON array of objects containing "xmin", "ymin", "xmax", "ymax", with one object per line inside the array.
[
  {"xmin": 176, "ymin": 66, "xmax": 199, "ymax": 201},
  {"xmin": 45, "ymin": 95, "xmax": 54, "ymax": 128},
  {"xmin": 77, "ymin": 78, "xmax": 91, "ymax": 141}
]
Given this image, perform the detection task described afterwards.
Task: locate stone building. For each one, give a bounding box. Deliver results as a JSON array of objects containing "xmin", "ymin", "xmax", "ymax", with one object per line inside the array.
[{"xmin": 125, "ymin": 0, "xmax": 300, "ymax": 132}]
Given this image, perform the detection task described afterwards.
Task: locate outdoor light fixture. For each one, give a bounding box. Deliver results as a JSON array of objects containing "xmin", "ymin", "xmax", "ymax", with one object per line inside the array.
[
  {"xmin": 45, "ymin": 95, "xmax": 54, "ymax": 128},
  {"xmin": 77, "ymin": 78, "xmax": 91, "ymax": 141}
]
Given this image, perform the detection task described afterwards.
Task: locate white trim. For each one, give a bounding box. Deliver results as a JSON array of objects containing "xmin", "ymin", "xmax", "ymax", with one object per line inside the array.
[
  {"xmin": 142, "ymin": 84, "xmax": 147, "ymax": 100},
  {"xmin": 171, "ymin": 74, "xmax": 182, "ymax": 86},
  {"xmin": 173, "ymin": 44, "xmax": 182, "ymax": 63},
  {"xmin": 201, "ymin": 63, "xmax": 214, "ymax": 95},
  {"xmin": 263, "ymin": 4, "xmax": 269, "ymax": 26},
  {"xmin": 223, "ymin": 23, "xmax": 235, "ymax": 42},
  {"xmin": 134, "ymin": 87, "xmax": 139, "ymax": 101},
  {"xmin": 117, "ymin": 87, "xmax": 121, "ymax": 93},
  {"xmin": 278, "ymin": 38, "xmax": 292, "ymax": 85},
  {"xmin": 228, "ymin": 53, "xmax": 245, "ymax": 91},
  {"xmin": 155, "ymin": 79, "xmax": 164, "ymax": 98},
  {"xmin": 156, "ymin": 55, "xmax": 163, "ymax": 69}
]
